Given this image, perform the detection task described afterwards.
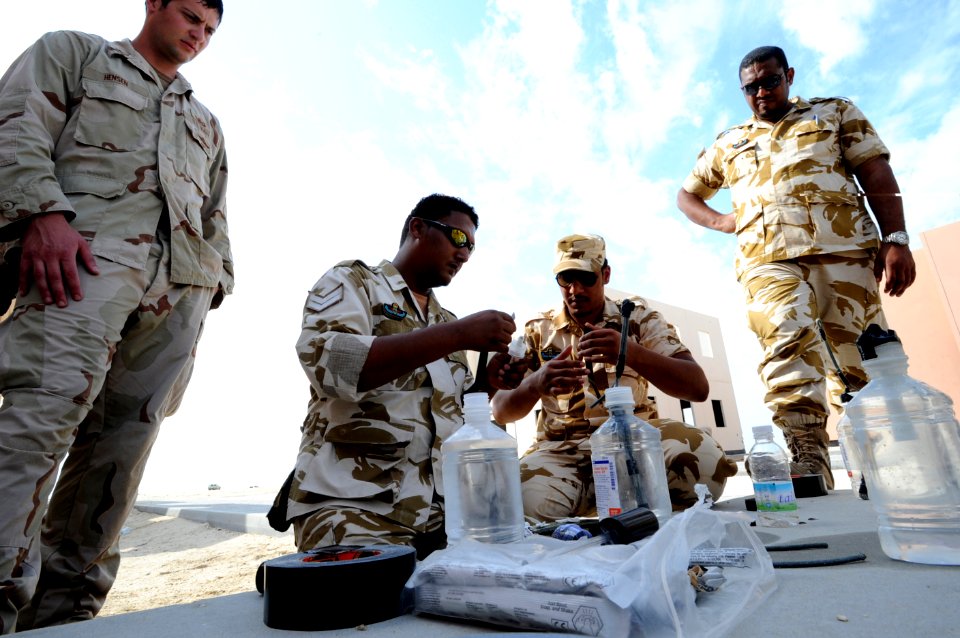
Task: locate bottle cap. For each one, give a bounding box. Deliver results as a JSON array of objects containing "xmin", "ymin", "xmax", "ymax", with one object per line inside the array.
[
  {"xmin": 507, "ymin": 335, "xmax": 526, "ymax": 359},
  {"xmin": 603, "ymin": 386, "xmax": 634, "ymax": 407},
  {"xmin": 752, "ymin": 425, "xmax": 773, "ymax": 437},
  {"xmin": 856, "ymin": 324, "xmax": 901, "ymax": 361},
  {"xmin": 463, "ymin": 393, "xmax": 489, "ymax": 412}
]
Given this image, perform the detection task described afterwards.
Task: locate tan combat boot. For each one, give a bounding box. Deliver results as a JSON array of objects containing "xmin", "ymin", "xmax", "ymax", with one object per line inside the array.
[{"xmin": 783, "ymin": 423, "xmax": 834, "ymax": 490}]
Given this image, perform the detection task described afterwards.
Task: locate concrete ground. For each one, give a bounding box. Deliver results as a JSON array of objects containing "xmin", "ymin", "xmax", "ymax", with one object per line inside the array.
[{"xmin": 23, "ymin": 451, "xmax": 960, "ymax": 637}]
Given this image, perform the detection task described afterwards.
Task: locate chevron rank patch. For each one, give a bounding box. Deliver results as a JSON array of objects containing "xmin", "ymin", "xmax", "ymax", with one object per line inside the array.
[{"xmin": 306, "ymin": 284, "xmax": 344, "ymax": 312}]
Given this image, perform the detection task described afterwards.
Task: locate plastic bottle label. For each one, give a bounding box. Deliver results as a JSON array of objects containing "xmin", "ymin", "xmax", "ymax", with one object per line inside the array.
[
  {"xmin": 753, "ymin": 481, "xmax": 798, "ymax": 513},
  {"xmin": 592, "ymin": 457, "xmax": 623, "ymax": 517}
]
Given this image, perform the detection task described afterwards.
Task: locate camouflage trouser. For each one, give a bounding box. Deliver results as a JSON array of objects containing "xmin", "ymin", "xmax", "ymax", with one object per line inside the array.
[
  {"xmin": 519, "ymin": 418, "xmax": 738, "ymax": 522},
  {"xmin": 293, "ymin": 505, "xmax": 446, "ymax": 561},
  {"xmin": 741, "ymin": 251, "xmax": 886, "ymax": 430},
  {"xmin": 0, "ymin": 236, "xmax": 214, "ymax": 632}
]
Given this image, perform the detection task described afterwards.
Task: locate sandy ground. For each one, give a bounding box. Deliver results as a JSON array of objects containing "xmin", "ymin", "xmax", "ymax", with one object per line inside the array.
[{"xmin": 99, "ymin": 509, "xmax": 295, "ymax": 617}]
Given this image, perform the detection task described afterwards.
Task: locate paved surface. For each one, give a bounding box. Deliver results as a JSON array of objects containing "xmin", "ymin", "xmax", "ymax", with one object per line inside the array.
[{"xmin": 23, "ymin": 454, "xmax": 960, "ymax": 636}]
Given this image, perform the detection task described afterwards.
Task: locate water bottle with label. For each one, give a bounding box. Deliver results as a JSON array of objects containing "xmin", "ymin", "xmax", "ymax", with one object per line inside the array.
[
  {"xmin": 845, "ymin": 324, "xmax": 960, "ymax": 564},
  {"xmin": 589, "ymin": 386, "xmax": 672, "ymax": 526},
  {"xmin": 442, "ymin": 393, "xmax": 525, "ymax": 544},
  {"xmin": 748, "ymin": 425, "xmax": 799, "ymax": 527}
]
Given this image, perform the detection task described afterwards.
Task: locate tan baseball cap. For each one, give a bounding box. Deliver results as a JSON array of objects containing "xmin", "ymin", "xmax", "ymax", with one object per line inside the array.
[{"xmin": 553, "ymin": 234, "xmax": 606, "ymax": 274}]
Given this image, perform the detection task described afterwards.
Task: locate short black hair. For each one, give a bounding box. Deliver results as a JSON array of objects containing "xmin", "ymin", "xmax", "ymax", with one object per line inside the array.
[
  {"xmin": 400, "ymin": 194, "xmax": 478, "ymax": 244},
  {"xmin": 161, "ymin": 0, "xmax": 224, "ymax": 21},
  {"xmin": 739, "ymin": 46, "xmax": 788, "ymax": 75}
]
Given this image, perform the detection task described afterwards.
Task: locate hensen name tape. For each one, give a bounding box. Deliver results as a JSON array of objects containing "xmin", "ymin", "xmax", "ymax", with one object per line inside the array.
[
  {"xmin": 261, "ymin": 545, "xmax": 415, "ymax": 631},
  {"xmin": 415, "ymin": 584, "xmax": 630, "ymax": 637}
]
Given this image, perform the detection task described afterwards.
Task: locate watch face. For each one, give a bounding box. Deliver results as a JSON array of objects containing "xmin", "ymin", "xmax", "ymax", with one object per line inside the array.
[{"xmin": 884, "ymin": 231, "xmax": 909, "ymax": 245}]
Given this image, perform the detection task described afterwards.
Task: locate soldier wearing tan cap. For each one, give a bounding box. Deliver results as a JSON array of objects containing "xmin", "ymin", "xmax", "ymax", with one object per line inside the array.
[{"xmin": 492, "ymin": 234, "xmax": 737, "ymax": 521}]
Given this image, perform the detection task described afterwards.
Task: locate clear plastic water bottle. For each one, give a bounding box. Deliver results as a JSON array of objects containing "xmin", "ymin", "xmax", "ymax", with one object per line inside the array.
[
  {"xmin": 845, "ymin": 325, "xmax": 960, "ymax": 565},
  {"xmin": 589, "ymin": 386, "xmax": 672, "ymax": 526},
  {"xmin": 836, "ymin": 410, "xmax": 868, "ymax": 500},
  {"xmin": 442, "ymin": 393, "xmax": 524, "ymax": 544},
  {"xmin": 748, "ymin": 425, "xmax": 799, "ymax": 527}
]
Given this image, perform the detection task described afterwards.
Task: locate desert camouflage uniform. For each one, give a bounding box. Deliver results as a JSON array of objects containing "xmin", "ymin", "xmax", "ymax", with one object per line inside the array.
[
  {"xmin": 519, "ymin": 297, "xmax": 737, "ymax": 521},
  {"xmin": 683, "ymin": 96, "xmax": 890, "ymax": 486},
  {"xmin": 286, "ymin": 260, "xmax": 471, "ymax": 558},
  {"xmin": 0, "ymin": 32, "xmax": 230, "ymax": 631}
]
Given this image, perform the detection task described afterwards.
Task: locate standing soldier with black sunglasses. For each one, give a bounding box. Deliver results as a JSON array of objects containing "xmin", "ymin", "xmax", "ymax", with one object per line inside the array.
[
  {"xmin": 271, "ymin": 194, "xmax": 521, "ymax": 560},
  {"xmin": 677, "ymin": 46, "xmax": 916, "ymax": 489},
  {"xmin": 491, "ymin": 234, "xmax": 737, "ymax": 521}
]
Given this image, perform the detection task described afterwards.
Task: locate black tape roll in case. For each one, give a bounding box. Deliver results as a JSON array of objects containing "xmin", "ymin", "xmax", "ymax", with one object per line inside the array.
[{"xmin": 261, "ymin": 544, "xmax": 416, "ymax": 631}]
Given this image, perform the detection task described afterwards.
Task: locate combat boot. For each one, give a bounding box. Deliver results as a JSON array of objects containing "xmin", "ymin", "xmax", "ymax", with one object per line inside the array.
[{"xmin": 783, "ymin": 423, "xmax": 834, "ymax": 490}]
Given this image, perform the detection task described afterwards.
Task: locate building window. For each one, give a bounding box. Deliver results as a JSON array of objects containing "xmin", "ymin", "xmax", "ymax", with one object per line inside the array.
[
  {"xmin": 712, "ymin": 400, "xmax": 726, "ymax": 427},
  {"xmin": 698, "ymin": 331, "xmax": 714, "ymax": 358},
  {"xmin": 680, "ymin": 399, "xmax": 696, "ymax": 425}
]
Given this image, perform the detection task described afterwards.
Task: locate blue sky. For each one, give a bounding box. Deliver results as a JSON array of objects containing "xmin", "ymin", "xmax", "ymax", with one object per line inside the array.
[{"xmin": 5, "ymin": 1, "xmax": 959, "ymax": 491}]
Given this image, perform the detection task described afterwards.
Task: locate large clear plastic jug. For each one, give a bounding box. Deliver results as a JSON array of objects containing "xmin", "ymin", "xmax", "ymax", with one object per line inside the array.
[{"xmin": 845, "ymin": 325, "xmax": 960, "ymax": 564}]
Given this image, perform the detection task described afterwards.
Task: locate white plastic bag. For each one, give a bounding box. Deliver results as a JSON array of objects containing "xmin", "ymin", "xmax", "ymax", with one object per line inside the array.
[{"xmin": 407, "ymin": 498, "xmax": 775, "ymax": 637}]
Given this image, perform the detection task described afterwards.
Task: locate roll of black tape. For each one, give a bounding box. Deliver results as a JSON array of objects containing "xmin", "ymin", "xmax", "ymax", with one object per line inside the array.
[{"xmin": 262, "ymin": 545, "xmax": 416, "ymax": 631}]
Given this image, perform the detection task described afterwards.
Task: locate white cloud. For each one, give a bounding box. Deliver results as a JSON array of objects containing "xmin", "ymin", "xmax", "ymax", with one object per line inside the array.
[{"xmin": 779, "ymin": 0, "xmax": 876, "ymax": 76}]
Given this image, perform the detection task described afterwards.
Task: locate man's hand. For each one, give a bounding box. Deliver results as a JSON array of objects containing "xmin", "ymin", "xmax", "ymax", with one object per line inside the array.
[
  {"xmin": 456, "ymin": 310, "xmax": 515, "ymax": 352},
  {"xmin": 714, "ymin": 212, "xmax": 736, "ymax": 234},
  {"xmin": 19, "ymin": 213, "xmax": 99, "ymax": 307},
  {"xmin": 529, "ymin": 345, "xmax": 586, "ymax": 397},
  {"xmin": 874, "ymin": 244, "xmax": 916, "ymax": 297},
  {"xmin": 577, "ymin": 324, "xmax": 623, "ymax": 365},
  {"xmin": 676, "ymin": 188, "xmax": 736, "ymax": 234},
  {"xmin": 487, "ymin": 352, "xmax": 529, "ymax": 391}
]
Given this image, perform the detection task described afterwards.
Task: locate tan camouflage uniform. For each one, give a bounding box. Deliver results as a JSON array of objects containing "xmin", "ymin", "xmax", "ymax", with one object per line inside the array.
[
  {"xmin": 519, "ymin": 297, "xmax": 737, "ymax": 521},
  {"xmin": 286, "ymin": 259, "xmax": 471, "ymax": 558},
  {"xmin": 683, "ymin": 96, "xmax": 890, "ymax": 486},
  {"xmin": 0, "ymin": 32, "xmax": 230, "ymax": 631}
]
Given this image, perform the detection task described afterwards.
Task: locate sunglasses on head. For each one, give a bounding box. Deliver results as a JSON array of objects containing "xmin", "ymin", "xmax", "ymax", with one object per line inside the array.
[
  {"xmin": 741, "ymin": 73, "xmax": 784, "ymax": 96},
  {"xmin": 556, "ymin": 270, "xmax": 598, "ymax": 288},
  {"xmin": 416, "ymin": 217, "xmax": 475, "ymax": 253}
]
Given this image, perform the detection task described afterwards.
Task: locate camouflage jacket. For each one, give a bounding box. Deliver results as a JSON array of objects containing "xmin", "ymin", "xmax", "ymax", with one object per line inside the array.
[
  {"xmin": 288, "ymin": 259, "xmax": 472, "ymax": 529},
  {"xmin": 0, "ymin": 31, "xmax": 231, "ymax": 295},
  {"xmin": 682, "ymin": 96, "xmax": 888, "ymax": 279},
  {"xmin": 523, "ymin": 297, "xmax": 688, "ymax": 441}
]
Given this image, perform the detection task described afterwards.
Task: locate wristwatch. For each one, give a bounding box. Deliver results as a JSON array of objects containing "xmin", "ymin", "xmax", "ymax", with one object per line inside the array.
[{"xmin": 881, "ymin": 230, "xmax": 909, "ymax": 246}]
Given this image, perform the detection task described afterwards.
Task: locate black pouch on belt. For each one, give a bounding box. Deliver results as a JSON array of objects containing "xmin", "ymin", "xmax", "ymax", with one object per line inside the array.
[
  {"xmin": 262, "ymin": 545, "xmax": 417, "ymax": 631},
  {"xmin": 266, "ymin": 470, "xmax": 294, "ymax": 532}
]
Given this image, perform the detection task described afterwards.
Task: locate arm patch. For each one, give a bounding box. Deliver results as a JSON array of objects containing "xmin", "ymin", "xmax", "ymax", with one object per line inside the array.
[{"xmin": 306, "ymin": 284, "xmax": 344, "ymax": 312}]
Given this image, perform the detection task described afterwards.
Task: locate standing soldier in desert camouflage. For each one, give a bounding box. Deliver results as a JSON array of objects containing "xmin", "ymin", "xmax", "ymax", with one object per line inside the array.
[
  {"xmin": 277, "ymin": 194, "xmax": 519, "ymax": 560},
  {"xmin": 491, "ymin": 234, "xmax": 737, "ymax": 520},
  {"xmin": 0, "ymin": 1, "xmax": 229, "ymax": 631},
  {"xmin": 677, "ymin": 46, "xmax": 916, "ymax": 489}
]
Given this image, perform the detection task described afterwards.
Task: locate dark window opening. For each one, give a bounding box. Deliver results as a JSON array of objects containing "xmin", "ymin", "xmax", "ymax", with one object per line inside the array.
[{"xmin": 712, "ymin": 399, "xmax": 726, "ymax": 427}]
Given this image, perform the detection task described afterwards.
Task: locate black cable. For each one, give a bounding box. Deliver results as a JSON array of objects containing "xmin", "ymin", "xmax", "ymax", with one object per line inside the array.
[
  {"xmin": 773, "ymin": 553, "xmax": 866, "ymax": 568},
  {"xmin": 765, "ymin": 542, "xmax": 829, "ymax": 552},
  {"xmin": 816, "ymin": 319, "xmax": 853, "ymax": 402}
]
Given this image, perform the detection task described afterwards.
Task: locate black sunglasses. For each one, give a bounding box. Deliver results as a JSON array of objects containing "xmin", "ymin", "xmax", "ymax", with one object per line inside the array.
[
  {"xmin": 416, "ymin": 217, "xmax": 475, "ymax": 253},
  {"xmin": 556, "ymin": 270, "xmax": 598, "ymax": 288},
  {"xmin": 741, "ymin": 73, "xmax": 784, "ymax": 96}
]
